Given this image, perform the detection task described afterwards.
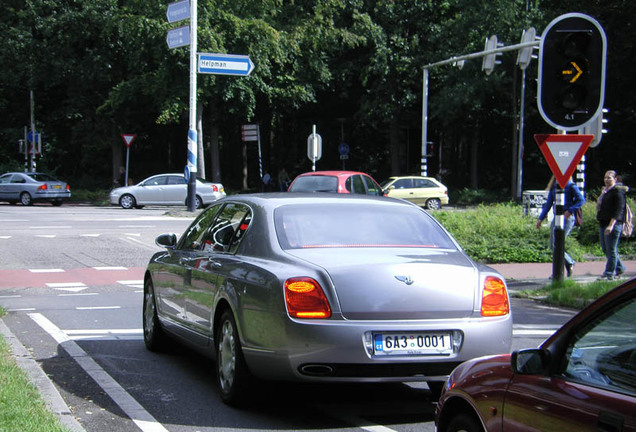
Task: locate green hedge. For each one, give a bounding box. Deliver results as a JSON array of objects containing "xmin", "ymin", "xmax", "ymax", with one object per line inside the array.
[{"xmin": 434, "ymin": 202, "xmax": 635, "ymax": 264}]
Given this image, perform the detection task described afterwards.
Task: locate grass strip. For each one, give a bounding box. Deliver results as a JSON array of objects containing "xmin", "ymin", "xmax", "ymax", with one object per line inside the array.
[
  {"xmin": 518, "ymin": 278, "xmax": 624, "ymax": 309},
  {"xmin": 0, "ymin": 308, "xmax": 70, "ymax": 432}
]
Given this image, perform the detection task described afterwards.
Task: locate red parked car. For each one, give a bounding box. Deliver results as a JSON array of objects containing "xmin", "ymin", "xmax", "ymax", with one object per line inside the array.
[
  {"xmin": 435, "ymin": 277, "xmax": 636, "ymax": 432},
  {"xmin": 287, "ymin": 171, "xmax": 383, "ymax": 195}
]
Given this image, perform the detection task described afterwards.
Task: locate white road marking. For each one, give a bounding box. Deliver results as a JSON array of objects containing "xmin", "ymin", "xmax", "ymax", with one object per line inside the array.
[
  {"xmin": 0, "ymin": 295, "xmax": 22, "ymax": 299},
  {"xmin": 118, "ymin": 280, "xmax": 143, "ymax": 285},
  {"xmin": 28, "ymin": 313, "xmax": 169, "ymax": 432},
  {"xmin": 47, "ymin": 282, "xmax": 86, "ymax": 288},
  {"xmin": 30, "ymin": 226, "xmax": 72, "ymax": 229},
  {"xmin": 125, "ymin": 233, "xmax": 142, "ymax": 236},
  {"xmin": 58, "ymin": 293, "xmax": 98, "ymax": 297},
  {"xmin": 76, "ymin": 306, "xmax": 121, "ymax": 310},
  {"xmin": 30, "ymin": 268, "xmax": 65, "ymax": 273},
  {"xmin": 0, "ymin": 236, "xmax": 11, "ymax": 239},
  {"xmin": 8, "ymin": 308, "xmax": 36, "ymax": 312},
  {"xmin": 94, "ymin": 266, "xmax": 128, "ymax": 271},
  {"xmin": 64, "ymin": 329, "xmax": 142, "ymax": 341},
  {"xmin": 80, "ymin": 233, "xmax": 101, "ymax": 237},
  {"xmin": 35, "ymin": 234, "xmax": 57, "ymax": 238}
]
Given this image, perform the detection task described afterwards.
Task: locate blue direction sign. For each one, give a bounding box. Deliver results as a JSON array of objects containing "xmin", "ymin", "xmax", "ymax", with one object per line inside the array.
[
  {"xmin": 166, "ymin": 0, "xmax": 190, "ymax": 23},
  {"xmin": 198, "ymin": 53, "xmax": 255, "ymax": 76},
  {"xmin": 166, "ymin": 25, "xmax": 190, "ymax": 49}
]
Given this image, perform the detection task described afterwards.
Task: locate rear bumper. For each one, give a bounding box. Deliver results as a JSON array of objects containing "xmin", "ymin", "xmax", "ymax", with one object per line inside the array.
[{"xmin": 242, "ymin": 313, "xmax": 512, "ymax": 383}]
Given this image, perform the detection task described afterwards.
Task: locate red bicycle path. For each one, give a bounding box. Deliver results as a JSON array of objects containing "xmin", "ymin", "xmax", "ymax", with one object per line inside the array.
[
  {"xmin": 0, "ymin": 267, "xmax": 145, "ymax": 290},
  {"xmin": 0, "ymin": 261, "xmax": 634, "ymax": 290}
]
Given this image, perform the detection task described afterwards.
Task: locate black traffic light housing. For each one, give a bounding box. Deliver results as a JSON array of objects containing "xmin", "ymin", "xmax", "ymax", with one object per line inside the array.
[{"xmin": 538, "ymin": 13, "xmax": 607, "ymax": 131}]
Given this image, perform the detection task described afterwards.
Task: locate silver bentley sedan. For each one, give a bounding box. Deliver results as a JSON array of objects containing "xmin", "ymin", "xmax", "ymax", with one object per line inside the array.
[{"xmin": 143, "ymin": 193, "xmax": 512, "ymax": 406}]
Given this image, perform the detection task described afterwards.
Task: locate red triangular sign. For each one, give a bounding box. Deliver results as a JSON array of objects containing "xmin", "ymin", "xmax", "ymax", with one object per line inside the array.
[
  {"xmin": 534, "ymin": 134, "xmax": 594, "ymax": 188},
  {"xmin": 121, "ymin": 134, "xmax": 136, "ymax": 148}
]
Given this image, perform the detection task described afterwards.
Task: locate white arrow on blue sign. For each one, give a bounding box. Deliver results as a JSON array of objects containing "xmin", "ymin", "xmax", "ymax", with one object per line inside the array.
[
  {"xmin": 166, "ymin": 0, "xmax": 190, "ymax": 23},
  {"xmin": 166, "ymin": 25, "xmax": 190, "ymax": 49},
  {"xmin": 198, "ymin": 53, "xmax": 255, "ymax": 76}
]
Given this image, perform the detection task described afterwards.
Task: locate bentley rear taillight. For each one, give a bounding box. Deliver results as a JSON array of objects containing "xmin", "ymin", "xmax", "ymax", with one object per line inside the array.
[
  {"xmin": 285, "ymin": 277, "xmax": 331, "ymax": 319},
  {"xmin": 481, "ymin": 276, "xmax": 509, "ymax": 317}
]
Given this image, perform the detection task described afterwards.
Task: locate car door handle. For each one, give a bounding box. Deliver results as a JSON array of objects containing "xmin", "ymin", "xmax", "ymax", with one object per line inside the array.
[{"xmin": 598, "ymin": 411, "xmax": 623, "ymax": 432}]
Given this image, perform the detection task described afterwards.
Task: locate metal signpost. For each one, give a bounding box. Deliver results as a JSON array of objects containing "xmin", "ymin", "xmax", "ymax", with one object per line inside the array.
[
  {"xmin": 120, "ymin": 134, "xmax": 136, "ymax": 187},
  {"xmin": 535, "ymin": 13, "xmax": 607, "ymax": 282},
  {"xmin": 307, "ymin": 125, "xmax": 322, "ymax": 171},
  {"xmin": 241, "ymin": 124, "xmax": 262, "ymax": 185},
  {"xmin": 534, "ymin": 133, "xmax": 594, "ymax": 281}
]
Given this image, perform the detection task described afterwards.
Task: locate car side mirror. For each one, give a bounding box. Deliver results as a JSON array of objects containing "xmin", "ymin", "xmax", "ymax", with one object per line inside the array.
[
  {"xmin": 155, "ymin": 233, "xmax": 177, "ymax": 249},
  {"xmin": 511, "ymin": 349, "xmax": 549, "ymax": 375}
]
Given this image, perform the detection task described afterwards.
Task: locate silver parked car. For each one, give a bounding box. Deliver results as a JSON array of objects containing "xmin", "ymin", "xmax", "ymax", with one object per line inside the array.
[
  {"xmin": 0, "ymin": 171, "xmax": 71, "ymax": 206},
  {"xmin": 143, "ymin": 193, "xmax": 512, "ymax": 406},
  {"xmin": 109, "ymin": 173, "xmax": 225, "ymax": 209}
]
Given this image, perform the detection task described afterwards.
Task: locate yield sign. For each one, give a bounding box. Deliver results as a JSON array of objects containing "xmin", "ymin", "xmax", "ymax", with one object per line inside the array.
[
  {"xmin": 534, "ymin": 134, "xmax": 594, "ymax": 188},
  {"xmin": 121, "ymin": 134, "xmax": 136, "ymax": 148}
]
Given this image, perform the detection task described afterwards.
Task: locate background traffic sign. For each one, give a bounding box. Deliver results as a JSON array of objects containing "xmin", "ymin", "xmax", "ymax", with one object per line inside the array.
[
  {"xmin": 534, "ymin": 134, "xmax": 593, "ymax": 188},
  {"xmin": 166, "ymin": 0, "xmax": 190, "ymax": 23},
  {"xmin": 120, "ymin": 134, "xmax": 136, "ymax": 148},
  {"xmin": 166, "ymin": 26, "xmax": 190, "ymax": 49},
  {"xmin": 198, "ymin": 53, "xmax": 255, "ymax": 76}
]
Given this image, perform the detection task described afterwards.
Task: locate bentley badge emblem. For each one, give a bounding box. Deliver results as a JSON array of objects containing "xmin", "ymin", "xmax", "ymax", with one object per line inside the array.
[{"xmin": 395, "ymin": 275, "xmax": 414, "ymax": 285}]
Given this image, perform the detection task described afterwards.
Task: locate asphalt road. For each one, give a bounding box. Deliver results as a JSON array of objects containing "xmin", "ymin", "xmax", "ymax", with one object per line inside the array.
[{"xmin": 0, "ymin": 204, "xmax": 577, "ymax": 432}]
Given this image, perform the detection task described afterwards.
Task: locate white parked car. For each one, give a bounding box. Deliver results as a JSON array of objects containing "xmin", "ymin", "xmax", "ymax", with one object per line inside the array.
[{"xmin": 110, "ymin": 173, "xmax": 225, "ymax": 209}]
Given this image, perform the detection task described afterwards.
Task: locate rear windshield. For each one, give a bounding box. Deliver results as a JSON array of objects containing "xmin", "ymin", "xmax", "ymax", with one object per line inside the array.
[
  {"xmin": 274, "ymin": 203, "xmax": 457, "ymax": 250},
  {"xmin": 29, "ymin": 173, "xmax": 58, "ymax": 182},
  {"xmin": 289, "ymin": 176, "xmax": 338, "ymax": 193}
]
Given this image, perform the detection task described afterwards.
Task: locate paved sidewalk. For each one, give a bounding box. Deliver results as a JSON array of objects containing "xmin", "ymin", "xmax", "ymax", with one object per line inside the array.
[{"xmin": 491, "ymin": 260, "xmax": 636, "ymax": 288}]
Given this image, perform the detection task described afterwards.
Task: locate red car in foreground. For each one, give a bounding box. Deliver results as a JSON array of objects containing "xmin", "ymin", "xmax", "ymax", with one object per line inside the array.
[{"xmin": 436, "ymin": 277, "xmax": 636, "ymax": 432}]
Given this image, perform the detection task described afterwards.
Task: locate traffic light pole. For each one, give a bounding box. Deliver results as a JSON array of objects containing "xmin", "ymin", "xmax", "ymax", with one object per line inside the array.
[
  {"xmin": 552, "ymin": 186, "xmax": 566, "ymax": 282},
  {"xmin": 421, "ymin": 40, "xmax": 539, "ymax": 178}
]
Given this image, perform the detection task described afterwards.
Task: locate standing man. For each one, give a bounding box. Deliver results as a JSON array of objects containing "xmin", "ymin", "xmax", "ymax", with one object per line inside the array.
[{"xmin": 536, "ymin": 175, "xmax": 585, "ymax": 277}]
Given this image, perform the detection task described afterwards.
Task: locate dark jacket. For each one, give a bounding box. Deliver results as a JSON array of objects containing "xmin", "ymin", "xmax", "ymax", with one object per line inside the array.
[
  {"xmin": 538, "ymin": 181, "xmax": 585, "ymax": 222},
  {"xmin": 596, "ymin": 185, "xmax": 627, "ymax": 226}
]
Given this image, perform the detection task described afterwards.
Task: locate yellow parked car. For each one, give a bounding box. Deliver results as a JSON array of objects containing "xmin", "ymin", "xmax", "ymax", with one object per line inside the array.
[{"xmin": 381, "ymin": 176, "xmax": 449, "ymax": 210}]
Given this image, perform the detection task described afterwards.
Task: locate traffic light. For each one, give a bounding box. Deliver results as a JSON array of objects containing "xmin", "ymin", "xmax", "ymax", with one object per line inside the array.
[{"xmin": 538, "ymin": 13, "xmax": 607, "ymax": 131}]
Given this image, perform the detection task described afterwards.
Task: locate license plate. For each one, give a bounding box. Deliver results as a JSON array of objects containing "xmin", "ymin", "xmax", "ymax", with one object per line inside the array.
[
  {"xmin": 374, "ymin": 332, "xmax": 452, "ymax": 356},
  {"xmin": 53, "ymin": 185, "xmax": 61, "ymax": 189}
]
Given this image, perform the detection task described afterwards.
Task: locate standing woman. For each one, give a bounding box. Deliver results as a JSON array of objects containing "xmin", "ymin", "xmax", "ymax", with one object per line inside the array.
[{"xmin": 596, "ymin": 170, "xmax": 627, "ymax": 279}]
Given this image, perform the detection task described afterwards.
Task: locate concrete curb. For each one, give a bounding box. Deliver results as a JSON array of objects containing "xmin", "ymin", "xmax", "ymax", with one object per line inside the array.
[{"xmin": 0, "ymin": 319, "xmax": 86, "ymax": 432}]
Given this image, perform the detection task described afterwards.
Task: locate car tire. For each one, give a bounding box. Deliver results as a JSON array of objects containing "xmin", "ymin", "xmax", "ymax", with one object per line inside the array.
[
  {"xmin": 20, "ymin": 192, "xmax": 33, "ymax": 206},
  {"xmin": 119, "ymin": 194, "xmax": 136, "ymax": 209},
  {"xmin": 216, "ymin": 309, "xmax": 250, "ymax": 406},
  {"xmin": 185, "ymin": 195, "xmax": 203, "ymax": 209},
  {"xmin": 143, "ymin": 277, "xmax": 169, "ymax": 352},
  {"xmin": 425, "ymin": 198, "xmax": 441, "ymax": 210},
  {"xmin": 445, "ymin": 413, "xmax": 484, "ymax": 432}
]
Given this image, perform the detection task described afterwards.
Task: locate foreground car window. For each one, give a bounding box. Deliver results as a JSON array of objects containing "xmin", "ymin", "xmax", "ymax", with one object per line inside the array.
[
  {"xmin": 200, "ymin": 203, "xmax": 251, "ymax": 253},
  {"xmin": 275, "ymin": 204, "xmax": 456, "ymax": 249},
  {"xmin": 561, "ymin": 296, "xmax": 636, "ymax": 395}
]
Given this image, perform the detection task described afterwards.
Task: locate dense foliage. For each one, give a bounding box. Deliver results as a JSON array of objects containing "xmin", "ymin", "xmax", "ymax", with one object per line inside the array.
[
  {"xmin": 434, "ymin": 201, "xmax": 635, "ymax": 264},
  {"xmin": 1, "ymin": 1, "xmax": 634, "ymax": 194}
]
